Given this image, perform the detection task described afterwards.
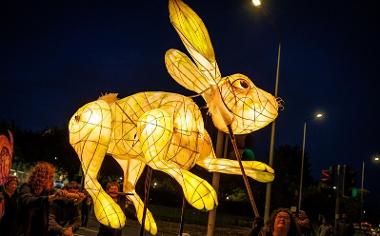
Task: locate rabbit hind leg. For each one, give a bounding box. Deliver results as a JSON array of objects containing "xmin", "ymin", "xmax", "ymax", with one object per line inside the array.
[
  {"xmin": 114, "ymin": 157, "xmax": 157, "ymax": 235},
  {"xmin": 136, "ymin": 108, "xmax": 217, "ymax": 211}
]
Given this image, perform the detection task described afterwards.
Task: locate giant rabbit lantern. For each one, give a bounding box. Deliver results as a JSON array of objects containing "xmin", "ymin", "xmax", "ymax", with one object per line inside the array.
[{"xmin": 68, "ymin": 0, "xmax": 279, "ymax": 234}]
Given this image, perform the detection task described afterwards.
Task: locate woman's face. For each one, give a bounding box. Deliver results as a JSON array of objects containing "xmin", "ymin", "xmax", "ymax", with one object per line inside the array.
[
  {"xmin": 5, "ymin": 180, "xmax": 17, "ymax": 194},
  {"xmin": 274, "ymin": 211, "xmax": 291, "ymax": 234}
]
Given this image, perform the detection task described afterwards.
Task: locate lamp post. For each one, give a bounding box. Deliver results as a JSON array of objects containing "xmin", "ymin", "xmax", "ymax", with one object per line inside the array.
[
  {"xmin": 360, "ymin": 155, "xmax": 380, "ymax": 223},
  {"xmin": 298, "ymin": 112, "xmax": 324, "ymax": 212},
  {"xmin": 250, "ymin": 0, "xmax": 282, "ymax": 223}
]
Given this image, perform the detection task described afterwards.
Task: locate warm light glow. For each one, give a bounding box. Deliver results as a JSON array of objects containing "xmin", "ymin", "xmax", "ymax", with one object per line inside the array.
[
  {"xmin": 315, "ymin": 113, "xmax": 323, "ymax": 118},
  {"xmin": 374, "ymin": 157, "xmax": 380, "ymax": 162},
  {"xmin": 252, "ymin": 0, "xmax": 262, "ymax": 7},
  {"xmin": 68, "ymin": 0, "xmax": 278, "ymax": 234}
]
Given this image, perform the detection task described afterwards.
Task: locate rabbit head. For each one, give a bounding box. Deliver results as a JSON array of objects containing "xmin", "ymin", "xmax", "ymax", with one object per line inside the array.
[{"xmin": 165, "ymin": 0, "xmax": 279, "ymax": 134}]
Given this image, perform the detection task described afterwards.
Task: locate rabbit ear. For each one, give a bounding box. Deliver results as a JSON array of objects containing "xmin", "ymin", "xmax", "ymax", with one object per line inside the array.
[
  {"xmin": 165, "ymin": 49, "xmax": 212, "ymax": 93},
  {"xmin": 169, "ymin": 0, "xmax": 221, "ymax": 84}
]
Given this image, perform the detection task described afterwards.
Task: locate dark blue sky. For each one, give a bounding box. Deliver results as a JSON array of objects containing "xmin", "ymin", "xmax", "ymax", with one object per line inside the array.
[{"xmin": 2, "ymin": 0, "xmax": 379, "ymax": 196}]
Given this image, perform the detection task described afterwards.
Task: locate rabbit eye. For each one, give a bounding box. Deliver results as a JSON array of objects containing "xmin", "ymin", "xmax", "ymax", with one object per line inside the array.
[
  {"xmin": 239, "ymin": 80, "xmax": 249, "ymax": 89},
  {"xmin": 232, "ymin": 79, "xmax": 250, "ymax": 90}
]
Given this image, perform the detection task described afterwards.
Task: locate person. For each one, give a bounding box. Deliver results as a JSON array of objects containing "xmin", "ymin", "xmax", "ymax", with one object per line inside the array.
[
  {"xmin": 18, "ymin": 162, "xmax": 61, "ymax": 236},
  {"xmin": 296, "ymin": 210, "xmax": 313, "ymax": 236},
  {"xmin": 0, "ymin": 176, "xmax": 19, "ymax": 236},
  {"xmin": 336, "ymin": 213, "xmax": 354, "ymax": 236},
  {"xmin": 80, "ymin": 190, "xmax": 92, "ymax": 227},
  {"xmin": 97, "ymin": 181, "xmax": 126, "ymax": 236},
  {"xmin": 317, "ymin": 216, "xmax": 333, "ymax": 236},
  {"xmin": 249, "ymin": 208, "xmax": 301, "ymax": 236},
  {"xmin": 48, "ymin": 181, "xmax": 83, "ymax": 236}
]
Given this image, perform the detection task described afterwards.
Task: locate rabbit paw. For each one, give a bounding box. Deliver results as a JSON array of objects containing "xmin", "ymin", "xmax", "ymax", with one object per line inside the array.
[
  {"xmin": 182, "ymin": 171, "xmax": 218, "ymax": 211},
  {"xmin": 93, "ymin": 191, "xmax": 126, "ymax": 229},
  {"xmin": 136, "ymin": 206, "xmax": 157, "ymax": 235}
]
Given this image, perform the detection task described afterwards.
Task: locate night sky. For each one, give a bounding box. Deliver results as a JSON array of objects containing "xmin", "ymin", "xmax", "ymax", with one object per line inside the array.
[{"xmin": 2, "ymin": 0, "xmax": 380, "ymax": 198}]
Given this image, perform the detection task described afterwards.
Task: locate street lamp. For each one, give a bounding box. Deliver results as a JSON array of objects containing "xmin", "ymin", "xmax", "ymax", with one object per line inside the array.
[
  {"xmin": 298, "ymin": 112, "xmax": 324, "ymax": 212},
  {"xmin": 250, "ymin": 0, "xmax": 282, "ymax": 223},
  {"xmin": 251, "ymin": 0, "xmax": 262, "ymax": 7}
]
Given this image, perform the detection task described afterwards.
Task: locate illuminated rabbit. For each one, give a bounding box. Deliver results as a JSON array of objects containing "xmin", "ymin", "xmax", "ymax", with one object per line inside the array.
[{"xmin": 68, "ymin": 0, "xmax": 279, "ymax": 234}]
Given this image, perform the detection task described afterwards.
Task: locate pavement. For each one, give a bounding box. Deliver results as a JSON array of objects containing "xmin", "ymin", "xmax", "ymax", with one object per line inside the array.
[{"xmin": 75, "ymin": 215, "xmax": 251, "ymax": 236}]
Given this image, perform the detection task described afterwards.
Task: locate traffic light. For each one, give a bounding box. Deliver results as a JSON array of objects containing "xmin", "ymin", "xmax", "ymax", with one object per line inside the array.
[{"xmin": 343, "ymin": 165, "xmax": 356, "ymax": 196}]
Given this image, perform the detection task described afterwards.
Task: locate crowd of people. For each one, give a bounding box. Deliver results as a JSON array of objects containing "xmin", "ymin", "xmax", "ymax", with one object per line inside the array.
[
  {"xmin": 0, "ymin": 161, "xmax": 361, "ymax": 236},
  {"xmin": 248, "ymin": 208, "xmax": 355, "ymax": 236},
  {"xmin": 0, "ymin": 161, "xmax": 133, "ymax": 236}
]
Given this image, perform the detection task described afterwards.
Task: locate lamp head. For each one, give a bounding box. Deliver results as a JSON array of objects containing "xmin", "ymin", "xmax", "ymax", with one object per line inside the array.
[
  {"xmin": 252, "ymin": 0, "xmax": 262, "ymax": 7},
  {"xmin": 315, "ymin": 113, "xmax": 323, "ymax": 119}
]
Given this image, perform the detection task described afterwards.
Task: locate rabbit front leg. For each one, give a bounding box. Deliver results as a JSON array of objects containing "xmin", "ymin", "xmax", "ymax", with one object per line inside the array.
[
  {"xmin": 114, "ymin": 157, "xmax": 157, "ymax": 235},
  {"xmin": 136, "ymin": 108, "xmax": 218, "ymax": 211},
  {"xmin": 68, "ymin": 100, "xmax": 126, "ymax": 229},
  {"xmin": 196, "ymin": 132, "xmax": 275, "ymax": 183}
]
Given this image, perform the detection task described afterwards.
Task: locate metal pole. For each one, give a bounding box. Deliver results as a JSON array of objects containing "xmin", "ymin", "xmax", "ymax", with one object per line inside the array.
[
  {"xmin": 264, "ymin": 42, "xmax": 281, "ymax": 223},
  {"xmin": 178, "ymin": 197, "xmax": 186, "ymax": 236},
  {"xmin": 206, "ymin": 131, "xmax": 225, "ymax": 236},
  {"xmin": 342, "ymin": 164, "xmax": 346, "ymax": 197},
  {"xmin": 334, "ymin": 165, "xmax": 341, "ymax": 231},
  {"xmin": 140, "ymin": 167, "xmax": 152, "ymax": 236},
  {"xmin": 360, "ymin": 161, "xmax": 365, "ymax": 223},
  {"xmin": 227, "ymin": 125, "xmax": 260, "ymax": 217},
  {"xmin": 298, "ymin": 121, "xmax": 307, "ymax": 212}
]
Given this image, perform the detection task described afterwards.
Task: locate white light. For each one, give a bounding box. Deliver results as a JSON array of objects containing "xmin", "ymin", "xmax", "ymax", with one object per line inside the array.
[
  {"xmin": 363, "ymin": 210, "xmax": 366, "ymax": 214},
  {"xmin": 374, "ymin": 157, "xmax": 380, "ymax": 161},
  {"xmin": 226, "ymin": 196, "xmax": 230, "ymax": 200},
  {"xmin": 333, "ymin": 186, "xmax": 337, "ymax": 190},
  {"xmin": 54, "ymin": 156, "xmax": 58, "ymax": 160},
  {"xmin": 153, "ymin": 182, "xmax": 157, "ymax": 187},
  {"xmin": 316, "ymin": 113, "xmax": 323, "ymax": 118},
  {"xmin": 251, "ymin": 0, "xmax": 261, "ymax": 7},
  {"xmin": 119, "ymin": 177, "xmax": 123, "ymax": 180}
]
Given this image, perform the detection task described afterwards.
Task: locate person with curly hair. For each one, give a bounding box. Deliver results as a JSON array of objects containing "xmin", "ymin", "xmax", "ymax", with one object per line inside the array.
[
  {"xmin": 249, "ymin": 208, "xmax": 301, "ymax": 236},
  {"xmin": 18, "ymin": 162, "xmax": 61, "ymax": 236}
]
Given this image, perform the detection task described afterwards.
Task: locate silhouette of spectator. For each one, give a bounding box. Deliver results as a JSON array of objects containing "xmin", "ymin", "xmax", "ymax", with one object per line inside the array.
[
  {"xmin": 48, "ymin": 181, "xmax": 82, "ymax": 236},
  {"xmin": 80, "ymin": 190, "xmax": 92, "ymax": 227},
  {"xmin": 336, "ymin": 213, "xmax": 354, "ymax": 236},
  {"xmin": 297, "ymin": 210, "xmax": 313, "ymax": 236},
  {"xmin": 0, "ymin": 176, "xmax": 19, "ymax": 236},
  {"xmin": 317, "ymin": 216, "xmax": 333, "ymax": 236}
]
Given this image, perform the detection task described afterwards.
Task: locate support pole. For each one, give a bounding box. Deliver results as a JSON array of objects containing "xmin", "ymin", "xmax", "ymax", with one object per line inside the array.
[
  {"xmin": 178, "ymin": 197, "xmax": 186, "ymax": 236},
  {"xmin": 334, "ymin": 165, "xmax": 341, "ymax": 231},
  {"xmin": 264, "ymin": 43, "xmax": 281, "ymax": 222},
  {"xmin": 227, "ymin": 125, "xmax": 259, "ymax": 217},
  {"xmin": 140, "ymin": 167, "xmax": 152, "ymax": 236},
  {"xmin": 207, "ymin": 131, "xmax": 225, "ymax": 236},
  {"xmin": 360, "ymin": 161, "xmax": 365, "ymax": 224},
  {"xmin": 298, "ymin": 121, "xmax": 307, "ymax": 212}
]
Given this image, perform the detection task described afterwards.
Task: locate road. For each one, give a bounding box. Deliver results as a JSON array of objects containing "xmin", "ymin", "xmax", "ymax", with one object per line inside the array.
[{"xmin": 75, "ymin": 215, "xmax": 251, "ymax": 236}]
